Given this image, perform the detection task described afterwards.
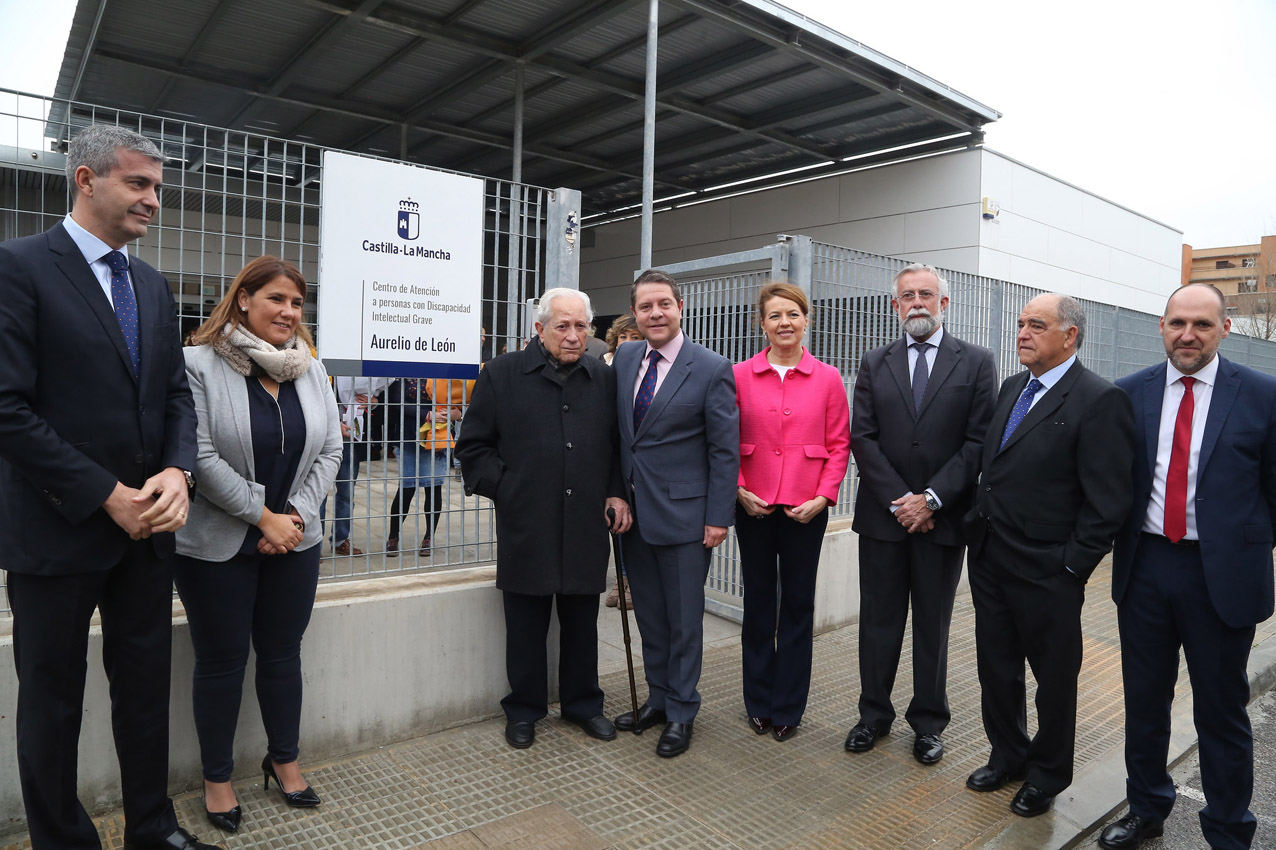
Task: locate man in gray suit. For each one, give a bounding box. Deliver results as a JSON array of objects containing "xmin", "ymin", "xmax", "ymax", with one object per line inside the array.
[
  {"xmin": 847, "ymin": 264, "xmax": 997, "ymax": 765},
  {"xmin": 612, "ymin": 269, "xmax": 740, "ymax": 758}
]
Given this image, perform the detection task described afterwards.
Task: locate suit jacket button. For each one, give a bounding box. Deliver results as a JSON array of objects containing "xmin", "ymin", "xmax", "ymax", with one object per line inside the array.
[
  {"xmin": 774, "ymin": 449, "xmax": 782, "ymax": 455},
  {"xmin": 562, "ymin": 404, "xmax": 569, "ymax": 412},
  {"xmin": 566, "ymin": 442, "xmax": 573, "ymax": 450},
  {"xmin": 912, "ymin": 441, "xmax": 920, "ymax": 448},
  {"xmin": 565, "ymin": 488, "xmax": 573, "ymax": 496},
  {"xmin": 784, "ymin": 408, "xmax": 791, "ymax": 415},
  {"xmin": 985, "ymin": 485, "xmax": 992, "ymax": 491}
]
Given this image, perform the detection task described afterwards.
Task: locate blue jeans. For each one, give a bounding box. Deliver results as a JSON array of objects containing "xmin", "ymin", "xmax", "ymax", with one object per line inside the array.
[{"xmin": 331, "ymin": 441, "xmax": 360, "ymax": 545}]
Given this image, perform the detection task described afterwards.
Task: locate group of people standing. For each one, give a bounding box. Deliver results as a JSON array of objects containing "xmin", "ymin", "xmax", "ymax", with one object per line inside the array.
[
  {"xmin": 462, "ymin": 263, "xmax": 1275, "ymax": 850},
  {"xmin": 1, "ymin": 123, "xmax": 1272, "ymax": 850}
]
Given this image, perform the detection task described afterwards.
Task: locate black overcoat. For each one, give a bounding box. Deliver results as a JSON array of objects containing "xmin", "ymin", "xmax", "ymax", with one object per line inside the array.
[{"xmin": 456, "ymin": 338, "xmax": 623, "ymax": 595}]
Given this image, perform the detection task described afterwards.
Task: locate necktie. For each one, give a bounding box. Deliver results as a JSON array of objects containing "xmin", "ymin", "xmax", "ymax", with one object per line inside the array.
[
  {"xmin": 999, "ymin": 378, "xmax": 1044, "ymax": 448},
  {"xmin": 104, "ymin": 251, "xmax": 141, "ymax": 379},
  {"xmin": 911, "ymin": 342, "xmax": 930, "ymax": 414},
  {"xmin": 1163, "ymin": 376, "xmax": 1196, "ymax": 543},
  {"xmin": 632, "ymin": 350, "xmax": 662, "ymax": 432}
]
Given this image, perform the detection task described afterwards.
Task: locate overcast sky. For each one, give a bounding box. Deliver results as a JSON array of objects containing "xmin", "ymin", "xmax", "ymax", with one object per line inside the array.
[{"xmin": 2, "ymin": 0, "xmax": 1272, "ymax": 248}]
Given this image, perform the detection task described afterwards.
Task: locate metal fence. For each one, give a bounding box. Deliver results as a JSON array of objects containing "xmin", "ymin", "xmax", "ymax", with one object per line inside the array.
[
  {"xmin": 0, "ymin": 88, "xmax": 563, "ymax": 615},
  {"xmin": 670, "ymin": 235, "xmax": 1276, "ymax": 611}
]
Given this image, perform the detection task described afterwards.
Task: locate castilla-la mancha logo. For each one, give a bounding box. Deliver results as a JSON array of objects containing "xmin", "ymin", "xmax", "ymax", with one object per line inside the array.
[{"xmin": 396, "ymin": 198, "xmax": 420, "ymax": 241}]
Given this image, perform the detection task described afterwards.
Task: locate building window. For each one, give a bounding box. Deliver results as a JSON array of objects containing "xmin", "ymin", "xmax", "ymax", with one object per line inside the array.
[
  {"xmin": 1242, "ymin": 279, "xmax": 1259, "ymax": 293},
  {"xmin": 1217, "ymin": 260, "xmax": 1236, "ymax": 269},
  {"xmin": 1242, "ymin": 257, "xmax": 1257, "ymax": 268}
]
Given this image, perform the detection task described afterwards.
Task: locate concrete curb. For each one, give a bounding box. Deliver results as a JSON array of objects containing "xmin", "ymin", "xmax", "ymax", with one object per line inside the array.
[{"xmin": 981, "ymin": 631, "xmax": 1276, "ymax": 850}]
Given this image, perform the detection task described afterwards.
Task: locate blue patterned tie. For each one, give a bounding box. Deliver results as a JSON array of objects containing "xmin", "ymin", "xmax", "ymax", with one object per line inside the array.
[
  {"xmin": 1000, "ymin": 377, "xmax": 1044, "ymax": 448},
  {"xmin": 104, "ymin": 251, "xmax": 141, "ymax": 380},
  {"xmin": 911, "ymin": 342, "xmax": 930, "ymax": 414},
  {"xmin": 632, "ymin": 349, "xmax": 662, "ymax": 432}
]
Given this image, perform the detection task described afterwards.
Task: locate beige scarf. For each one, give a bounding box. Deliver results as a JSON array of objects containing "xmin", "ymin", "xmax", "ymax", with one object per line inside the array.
[{"xmin": 212, "ymin": 323, "xmax": 312, "ymax": 381}]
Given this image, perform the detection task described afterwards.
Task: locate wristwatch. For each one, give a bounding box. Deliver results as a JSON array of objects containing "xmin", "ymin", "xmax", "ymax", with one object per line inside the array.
[
  {"xmin": 181, "ymin": 469, "xmax": 196, "ymax": 491},
  {"xmin": 924, "ymin": 492, "xmax": 940, "ymax": 512}
]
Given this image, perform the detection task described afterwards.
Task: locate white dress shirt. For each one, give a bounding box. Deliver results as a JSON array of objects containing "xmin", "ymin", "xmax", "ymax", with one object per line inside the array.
[
  {"xmin": 63, "ymin": 213, "xmax": 134, "ymax": 306},
  {"xmin": 907, "ymin": 324, "xmax": 943, "ymax": 381},
  {"xmin": 1141, "ymin": 357, "xmax": 1219, "ymax": 540},
  {"xmin": 1025, "ymin": 353, "xmax": 1077, "ymax": 411}
]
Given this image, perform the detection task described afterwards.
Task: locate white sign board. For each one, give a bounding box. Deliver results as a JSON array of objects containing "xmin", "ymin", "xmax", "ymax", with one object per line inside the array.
[{"xmin": 318, "ymin": 151, "xmax": 484, "ymax": 378}]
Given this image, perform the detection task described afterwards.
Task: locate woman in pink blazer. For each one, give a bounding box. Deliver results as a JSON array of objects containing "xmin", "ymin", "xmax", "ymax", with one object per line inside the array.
[{"xmin": 734, "ymin": 282, "xmax": 851, "ymax": 741}]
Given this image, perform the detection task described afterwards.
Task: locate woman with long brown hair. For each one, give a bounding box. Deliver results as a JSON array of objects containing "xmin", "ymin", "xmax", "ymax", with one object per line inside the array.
[{"xmin": 175, "ymin": 256, "xmax": 342, "ymax": 832}]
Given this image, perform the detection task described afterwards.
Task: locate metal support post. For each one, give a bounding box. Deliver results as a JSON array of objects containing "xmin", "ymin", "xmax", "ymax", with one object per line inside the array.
[
  {"xmin": 547, "ymin": 187, "xmax": 582, "ymax": 291},
  {"xmin": 639, "ymin": 0, "xmax": 659, "ymax": 273}
]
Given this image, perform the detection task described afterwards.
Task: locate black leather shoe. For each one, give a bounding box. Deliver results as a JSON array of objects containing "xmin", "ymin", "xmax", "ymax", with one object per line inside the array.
[
  {"xmin": 1098, "ymin": 813, "xmax": 1164, "ymax": 849},
  {"xmin": 656, "ymin": 722, "xmax": 693, "ymax": 757},
  {"xmin": 1009, "ymin": 782, "xmax": 1055, "ymax": 817},
  {"xmin": 123, "ymin": 827, "xmax": 222, "ymax": 849},
  {"xmin": 913, "ymin": 733, "xmax": 944, "ymax": 765},
  {"xmin": 615, "ymin": 704, "xmax": 667, "ymax": 734},
  {"xmin": 205, "ymin": 805, "xmax": 241, "ymax": 833},
  {"xmin": 843, "ymin": 722, "xmax": 884, "ymax": 752},
  {"xmin": 261, "ymin": 756, "xmax": 321, "ymax": 807},
  {"xmin": 771, "ymin": 724, "xmax": 798, "ymax": 742},
  {"xmin": 966, "ymin": 764, "xmax": 1020, "ymax": 792},
  {"xmin": 748, "ymin": 716, "xmax": 771, "ymax": 735},
  {"xmin": 504, "ymin": 720, "xmax": 535, "ymax": 749},
  {"xmin": 564, "ymin": 714, "xmax": 617, "ymax": 741}
]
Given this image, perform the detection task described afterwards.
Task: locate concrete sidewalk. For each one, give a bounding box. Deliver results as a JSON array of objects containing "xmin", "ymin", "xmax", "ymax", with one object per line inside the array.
[{"xmin": 4, "ymin": 561, "xmax": 1275, "ymax": 850}]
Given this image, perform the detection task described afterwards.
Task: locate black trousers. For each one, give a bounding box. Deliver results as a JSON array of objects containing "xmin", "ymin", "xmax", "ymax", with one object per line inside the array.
[
  {"xmin": 8, "ymin": 541, "xmax": 179, "ymax": 849},
  {"xmin": 173, "ymin": 544, "xmax": 320, "ymax": 783},
  {"xmin": 857, "ymin": 533, "xmax": 964, "ymax": 736},
  {"xmin": 1120, "ymin": 534, "xmax": 1257, "ymax": 850},
  {"xmin": 500, "ymin": 590, "xmax": 604, "ymax": 722},
  {"xmin": 734, "ymin": 504, "xmax": 827, "ymax": 725},
  {"xmin": 969, "ymin": 531, "xmax": 1084, "ymax": 796}
]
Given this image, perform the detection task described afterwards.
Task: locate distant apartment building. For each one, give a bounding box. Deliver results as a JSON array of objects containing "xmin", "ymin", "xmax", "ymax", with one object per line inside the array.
[{"xmin": 1183, "ymin": 236, "xmax": 1276, "ymax": 323}]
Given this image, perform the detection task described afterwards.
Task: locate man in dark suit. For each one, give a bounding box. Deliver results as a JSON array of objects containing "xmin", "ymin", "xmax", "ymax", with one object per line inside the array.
[
  {"xmin": 963, "ymin": 293, "xmax": 1134, "ymax": 818},
  {"xmin": 0, "ymin": 126, "xmax": 213, "ymax": 849},
  {"xmin": 612, "ymin": 269, "xmax": 739, "ymax": 758},
  {"xmin": 1098, "ymin": 284, "xmax": 1275, "ymax": 850},
  {"xmin": 457, "ymin": 288, "xmax": 631, "ymax": 750},
  {"xmin": 846, "ymin": 264, "xmax": 997, "ymax": 765}
]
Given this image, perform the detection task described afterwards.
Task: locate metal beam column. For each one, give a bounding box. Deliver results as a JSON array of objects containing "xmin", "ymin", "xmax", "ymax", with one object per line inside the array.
[{"xmin": 639, "ymin": 0, "xmax": 658, "ymax": 272}]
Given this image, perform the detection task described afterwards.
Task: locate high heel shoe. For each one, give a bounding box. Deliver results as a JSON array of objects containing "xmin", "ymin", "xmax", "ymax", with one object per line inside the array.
[
  {"xmin": 205, "ymin": 805, "xmax": 242, "ymax": 832},
  {"xmin": 261, "ymin": 755, "xmax": 322, "ymax": 808}
]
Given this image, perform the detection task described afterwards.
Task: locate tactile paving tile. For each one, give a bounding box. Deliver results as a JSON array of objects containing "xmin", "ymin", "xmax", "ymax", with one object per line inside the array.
[
  {"xmin": 469, "ymin": 803, "xmax": 607, "ymax": 850},
  {"xmin": 417, "ymin": 831, "xmax": 488, "ymax": 849}
]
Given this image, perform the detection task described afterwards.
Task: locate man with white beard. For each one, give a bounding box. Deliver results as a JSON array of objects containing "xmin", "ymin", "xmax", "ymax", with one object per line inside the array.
[{"xmin": 844, "ymin": 264, "xmax": 997, "ymax": 765}]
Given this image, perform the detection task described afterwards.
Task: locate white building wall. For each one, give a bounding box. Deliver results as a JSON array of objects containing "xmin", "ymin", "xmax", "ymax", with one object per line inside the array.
[{"xmin": 580, "ymin": 148, "xmax": 1182, "ymax": 317}]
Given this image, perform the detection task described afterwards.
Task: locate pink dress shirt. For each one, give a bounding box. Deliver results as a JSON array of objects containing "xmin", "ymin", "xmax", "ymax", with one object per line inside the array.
[{"xmin": 734, "ymin": 347, "xmax": 851, "ymax": 506}]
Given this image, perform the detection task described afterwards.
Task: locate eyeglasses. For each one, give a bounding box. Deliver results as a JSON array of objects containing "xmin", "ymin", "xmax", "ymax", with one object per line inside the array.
[{"xmin": 896, "ymin": 290, "xmax": 937, "ymax": 302}]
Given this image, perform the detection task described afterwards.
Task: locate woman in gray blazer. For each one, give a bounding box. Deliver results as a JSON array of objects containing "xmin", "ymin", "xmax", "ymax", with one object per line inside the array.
[{"xmin": 174, "ymin": 256, "xmax": 341, "ymax": 834}]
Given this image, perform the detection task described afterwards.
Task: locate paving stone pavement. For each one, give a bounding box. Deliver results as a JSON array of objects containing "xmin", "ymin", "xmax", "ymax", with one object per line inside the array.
[{"xmin": 3, "ymin": 561, "xmax": 1275, "ymax": 849}]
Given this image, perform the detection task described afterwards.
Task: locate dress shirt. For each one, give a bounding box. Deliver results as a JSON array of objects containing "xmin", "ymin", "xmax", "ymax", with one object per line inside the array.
[
  {"xmin": 632, "ymin": 330, "xmax": 686, "ymax": 403},
  {"xmin": 1025, "ymin": 354, "xmax": 1077, "ymax": 411},
  {"xmin": 906, "ymin": 324, "xmax": 943, "ymax": 381},
  {"xmin": 1141, "ymin": 356, "xmax": 1218, "ymax": 540},
  {"xmin": 893, "ymin": 325, "xmax": 946, "ymax": 511},
  {"xmin": 63, "ymin": 213, "xmax": 134, "ymax": 306}
]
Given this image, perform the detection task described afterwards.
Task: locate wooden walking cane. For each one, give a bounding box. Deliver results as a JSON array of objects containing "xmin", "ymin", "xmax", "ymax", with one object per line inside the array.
[{"xmin": 607, "ymin": 508, "xmax": 641, "ymax": 731}]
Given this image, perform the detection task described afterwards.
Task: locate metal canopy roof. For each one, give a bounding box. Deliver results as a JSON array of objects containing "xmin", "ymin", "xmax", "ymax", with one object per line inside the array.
[{"xmin": 50, "ymin": 0, "xmax": 999, "ymax": 223}]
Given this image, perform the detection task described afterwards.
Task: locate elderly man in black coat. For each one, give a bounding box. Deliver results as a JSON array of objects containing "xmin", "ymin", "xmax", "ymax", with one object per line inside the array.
[{"xmin": 457, "ymin": 287, "xmax": 632, "ymax": 749}]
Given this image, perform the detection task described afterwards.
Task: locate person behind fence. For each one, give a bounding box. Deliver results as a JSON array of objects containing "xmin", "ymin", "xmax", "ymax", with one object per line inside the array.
[
  {"xmin": 612, "ymin": 269, "xmax": 740, "ymax": 759},
  {"xmin": 603, "ymin": 312, "xmax": 644, "ymax": 609},
  {"xmin": 733, "ymin": 282, "xmax": 850, "ymax": 743},
  {"xmin": 331, "ymin": 376, "xmax": 389, "ymax": 556},
  {"xmin": 0, "ymin": 124, "xmax": 219, "ymax": 850},
  {"xmin": 844, "ymin": 264, "xmax": 996, "ymax": 766},
  {"xmin": 963, "ymin": 293, "xmax": 1134, "ymax": 819},
  {"xmin": 456, "ymin": 288, "xmax": 631, "ymax": 750},
  {"xmin": 1098, "ymin": 284, "xmax": 1276, "ymax": 850},
  {"xmin": 385, "ymin": 377, "xmax": 468, "ymax": 557},
  {"xmin": 174, "ymin": 256, "xmax": 342, "ymax": 834}
]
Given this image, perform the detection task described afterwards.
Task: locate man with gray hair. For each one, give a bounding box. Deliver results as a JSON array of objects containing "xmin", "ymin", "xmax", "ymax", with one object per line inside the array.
[
  {"xmin": 846, "ymin": 263, "xmax": 997, "ymax": 766},
  {"xmin": 0, "ymin": 124, "xmax": 215, "ymax": 848},
  {"xmin": 457, "ymin": 287, "xmax": 632, "ymax": 749},
  {"xmin": 962, "ymin": 292, "xmax": 1134, "ymax": 818}
]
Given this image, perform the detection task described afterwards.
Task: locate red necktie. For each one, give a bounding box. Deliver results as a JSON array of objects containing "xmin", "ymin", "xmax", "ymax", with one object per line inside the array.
[{"xmin": 1163, "ymin": 376, "xmax": 1196, "ymax": 543}]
